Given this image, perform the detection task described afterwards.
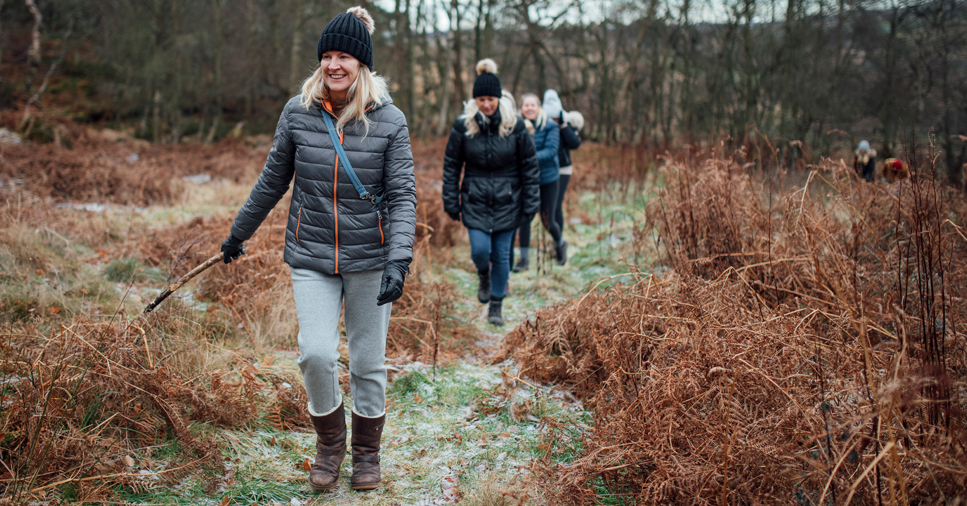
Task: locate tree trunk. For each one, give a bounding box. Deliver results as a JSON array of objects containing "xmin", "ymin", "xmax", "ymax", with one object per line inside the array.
[
  {"xmin": 417, "ymin": 0, "xmax": 435, "ymax": 135},
  {"xmin": 615, "ymin": 0, "xmax": 656, "ymax": 130},
  {"xmin": 0, "ymin": 0, "xmax": 7, "ymax": 66},
  {"xmin": 210, "ymin": 0, "xmax": 225, "ymax": 145},
  {"xmin": 483, "ymin": 0, "xmax": 494, "ymax": 60},
  {"xmin": 25, "ymin": 0, "xmax": 42, "ymax": 65},
  {"xmin": 289, "ymin": 0, "xmax": 307, "ymax": 96},
  {"xmin": 679, "ymin": 0, "xmax": 694, "ymax": 134},
  {"xmin": 474, "ymin": 0, "xmax": 484, "ymax": 63},
  {"xmin": 436, "ymin": 2, "xmax": 453, "ymax": 137},
  {"xmin": 170, "ymin": 0, "xmax": 184, "ymax": 143},
  {"xmin": 881, "ymin": 5, "xmax": 901, "ymax": 158},
  {"xmin": 450, "ymin": 0, "xmax": 465, "ymax": 112},
  {"xmin": 404, "ymin": 0, "xmax": 416, "ymax": 121},
  {"xmin": 741, "ymin": 0, "xmax": 757, "ymax": 141}
]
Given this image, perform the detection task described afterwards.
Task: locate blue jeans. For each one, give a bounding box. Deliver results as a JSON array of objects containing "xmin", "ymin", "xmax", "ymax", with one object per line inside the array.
[{"xmin": 468, "ymin": 228, "xmax": 514, "ymax": 299}]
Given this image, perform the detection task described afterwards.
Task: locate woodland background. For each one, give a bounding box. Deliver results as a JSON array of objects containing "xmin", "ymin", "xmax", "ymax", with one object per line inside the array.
[
  {"xmin": 1, "ymin": 0, "xmax": 966, "ymax": 181},
  {"xmin": 3, "ymin": 1, "xmax": 967, "ymax": 504}
]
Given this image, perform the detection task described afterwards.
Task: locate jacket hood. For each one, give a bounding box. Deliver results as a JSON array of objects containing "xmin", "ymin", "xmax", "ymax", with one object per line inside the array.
[{"xmin": 542, "ymin": 89, "xmax": 564, "ymax": 121}]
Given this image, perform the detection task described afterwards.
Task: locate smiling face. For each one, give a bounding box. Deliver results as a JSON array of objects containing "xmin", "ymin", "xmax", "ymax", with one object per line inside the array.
[
  {"xmin": 321, "ymin": 51, "xmax": 361, "ymax": 102},
  {"xmin": 475, "ymin": 96, "xmax": 499, "ymax": 117},
  {"xmin": 520, "ymin": 95, "xmax": 541, "ymax": 121}
]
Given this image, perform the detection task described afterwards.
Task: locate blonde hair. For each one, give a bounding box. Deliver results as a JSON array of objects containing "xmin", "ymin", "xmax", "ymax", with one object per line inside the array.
[
  {"xmin": 299, "ymin": 64, "xmax": 389, "ymax": 136},
  {"xmin": 520, "ymin": 93, "xmax": 547, "ymax": 131},
  {"xmin": 462, "ymin": 98, "xmax": 517, "ymax": 138},
  {"xmin": 500, "ymin": 89, "xmax": 517, "ymax": 112}
]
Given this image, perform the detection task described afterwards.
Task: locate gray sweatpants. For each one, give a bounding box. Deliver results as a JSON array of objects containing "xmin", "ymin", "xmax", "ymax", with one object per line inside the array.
[{"xmin": 291, "ymin": 267, "xmax": 391, "ymax": 418}]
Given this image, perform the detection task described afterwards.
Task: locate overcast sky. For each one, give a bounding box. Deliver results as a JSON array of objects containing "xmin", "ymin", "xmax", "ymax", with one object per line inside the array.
[
  {"xmin": 369, "ymin": 0, "xmax": 814, "ymax": 32},
  {"xmin": 370, "ymin": 0, "xmax": 902, "ymax": 32}
]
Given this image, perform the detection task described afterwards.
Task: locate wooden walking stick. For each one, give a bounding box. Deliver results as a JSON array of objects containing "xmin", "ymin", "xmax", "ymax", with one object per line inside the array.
[{"xmin": 143, "ymin": 252, "xmax": 225, "ymax": 315}]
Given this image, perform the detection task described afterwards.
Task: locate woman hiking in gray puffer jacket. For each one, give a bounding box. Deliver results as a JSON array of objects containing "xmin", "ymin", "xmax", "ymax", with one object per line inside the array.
[
  {"xmin": 442, "ymin": 58, "xmax": 540, "ymax": 326},
  {"xmin": 220, "ymin": 7, "xmax": 416, "ymax": 493}
]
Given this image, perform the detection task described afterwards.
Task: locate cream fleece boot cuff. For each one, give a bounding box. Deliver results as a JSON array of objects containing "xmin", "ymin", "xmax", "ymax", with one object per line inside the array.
[
  {"xmin": 308, "ymin": 396, "xmax": 344, "ymax": 417},
  {"xmin": 352, "ymin": 408, "xmax": 386, "ymax": 419}
]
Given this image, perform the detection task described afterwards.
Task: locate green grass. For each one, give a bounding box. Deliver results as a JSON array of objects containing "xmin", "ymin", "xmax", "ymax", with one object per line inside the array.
[
  {"xmin": 103, "ymin": 257, "xmax": 166, "ymax": 284},
  {"xmin": 0, "ymin": 225, "xmax": 118, "ymax": 325}
]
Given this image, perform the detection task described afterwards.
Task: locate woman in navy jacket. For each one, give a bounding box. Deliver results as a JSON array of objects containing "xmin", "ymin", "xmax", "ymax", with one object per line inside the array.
[{"xmin": 513, "ymin": 93, "xmax": 565, "ymax": 270}]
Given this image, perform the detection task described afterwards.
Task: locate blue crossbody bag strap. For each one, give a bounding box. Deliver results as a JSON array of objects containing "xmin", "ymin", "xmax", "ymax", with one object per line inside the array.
[{"xmin": 322, "ymin": 111, "xmax": 383, "ymax": 205}]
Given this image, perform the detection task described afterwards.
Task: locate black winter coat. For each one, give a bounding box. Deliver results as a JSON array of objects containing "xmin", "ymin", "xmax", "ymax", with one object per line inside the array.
[
  {"xmin": 230, "ymin": 95, "xmax": 417, "ymax": 274},
  {"xmin": 442, "ymin": 111, "xmax": 541, "ymax": 233},
  {"xmin": 557, "ymin": 124, "xmax": 581, "ymax": 168}
]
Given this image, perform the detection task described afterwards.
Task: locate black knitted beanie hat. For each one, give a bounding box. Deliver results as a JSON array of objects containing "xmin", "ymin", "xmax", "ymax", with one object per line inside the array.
[
  {"xmin": 472, "ymin": 59, "xmax": 501, "ymax": 98},
  {"xmin": 317, "ymin": 6, "xmax": 375, "ymax": 70}
]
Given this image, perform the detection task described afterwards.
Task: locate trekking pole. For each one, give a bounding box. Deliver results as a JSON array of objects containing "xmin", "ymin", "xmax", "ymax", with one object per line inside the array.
[{"xmin": 143, "ymin": 252, "xmax": 225, "ymax": 315}]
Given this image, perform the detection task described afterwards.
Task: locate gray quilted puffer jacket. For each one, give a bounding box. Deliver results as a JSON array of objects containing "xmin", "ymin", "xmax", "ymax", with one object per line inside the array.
[{"xmin": 230, "ymin": 95, "xmax": 416, "ymax": 274}]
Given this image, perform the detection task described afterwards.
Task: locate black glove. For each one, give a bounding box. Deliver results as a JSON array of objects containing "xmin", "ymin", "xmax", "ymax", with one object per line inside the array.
[
  {"xmin": 376, "ymin": 259, "xmax": 410, "ymax": 306},
  {"xmin": 524, "ymin": 212, "xmax": 536, "ymax": 224},
  {"xmin": 447, "ymin": 211, "xmax": 461, "ymax": 222},
  {"xmin": 221, "ymin": 235, "xmax": 246, "ymax": 264}
]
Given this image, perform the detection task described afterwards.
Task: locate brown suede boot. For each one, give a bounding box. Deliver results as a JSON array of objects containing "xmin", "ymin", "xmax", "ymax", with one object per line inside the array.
[
  {"xmin": 350, "ymin": 412, "xmax": 385, "ymax": 491},
  {"xmin": 308, "ymin": 403, "xmax": 347, "ymax": 491}
]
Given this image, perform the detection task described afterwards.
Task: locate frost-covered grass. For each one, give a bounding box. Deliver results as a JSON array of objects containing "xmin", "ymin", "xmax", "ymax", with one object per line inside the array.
[
  {"xmin": 8, "ymin": 179, "xmax": 653, "ymax": 505},
  {"xmin": 446, "ymin": 185, "xmax": 658, "ymax": 329},
  {"xmin": 119, "ymin": 359, "xmax": 586, "ymax": 506},
  {"xmin": 112, "ymin": 186, "xmax": 652, "ymax": 505}
]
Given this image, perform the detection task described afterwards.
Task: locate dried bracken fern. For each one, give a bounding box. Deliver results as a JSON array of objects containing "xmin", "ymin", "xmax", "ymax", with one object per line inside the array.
[
  {"xmin": 0, "ymin": 316, "xmax": 232, "ymax": 502},
  {"xmin": 499, "ymin": 150, "xmax": 967, "ymax": 504}
]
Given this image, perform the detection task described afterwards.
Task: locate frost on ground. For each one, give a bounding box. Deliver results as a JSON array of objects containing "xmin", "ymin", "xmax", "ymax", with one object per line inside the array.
[
  {"xmin": 98, "ymin": 184, "xmax": 641, "ymax": 505},
  {"xmin": 144, "ymin": 187, "xmax": 641, "ymax": 505},
  {"xmin": 169, "ymin": 359, "xmax": 587, "ymax": 506}
]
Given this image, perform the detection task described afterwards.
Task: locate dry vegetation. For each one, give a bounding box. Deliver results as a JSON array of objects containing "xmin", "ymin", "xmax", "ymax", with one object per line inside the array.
[
  {"xmin": 0, "ymin": 130, "xmax": 474, "ymax": 504},
  {"xmin": 3, "ymin": 124, "xmax": 966, "ymax": 504},
  {"xmin": 498, "ymin": 146, "xmax": 967, "ymax": 504}
]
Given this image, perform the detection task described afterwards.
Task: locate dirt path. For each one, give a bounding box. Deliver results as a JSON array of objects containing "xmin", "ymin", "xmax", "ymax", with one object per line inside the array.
[{"xmin": 121, "ymin": 186, "xmax": 643, "ymax": 506}]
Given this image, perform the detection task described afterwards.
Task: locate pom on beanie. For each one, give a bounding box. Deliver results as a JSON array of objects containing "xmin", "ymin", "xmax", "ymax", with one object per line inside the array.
[
  {"xmin": 317, "ymin": 6, "xmax": 375, "ymax": 70},
  {"xmin": 477, "ymin": 58, "xmax": 498, "ymax": 75},
  {"xmin": 347, "ymin": 6, "xmax": 375, "ymax": 35},
  {"xmin": 564, "ymin": 110, "xmax": 584, "ymax": 131},
  {"xmin": 473, "ymin": 58, "xmax": 502, "ymax": 98}
]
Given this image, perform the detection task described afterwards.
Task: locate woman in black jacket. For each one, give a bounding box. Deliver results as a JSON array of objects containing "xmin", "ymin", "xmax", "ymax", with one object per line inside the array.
[
  {"xmin": 542, "ymin": 89, "xmax": 582, "ymax": 252},
  {"xmin": 442, "ymin": 59, "xmax": 540, "ymax": 325}
]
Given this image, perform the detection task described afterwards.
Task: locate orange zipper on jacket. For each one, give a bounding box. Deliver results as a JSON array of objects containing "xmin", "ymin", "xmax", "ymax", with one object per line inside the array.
[
  {"xmin": 378, "ymin": 212, "xmax": 384, "ymax": 245},
  {"xmin": 323, "ymin": 101, "xmax": 379, "ymax": 271},
  {"xmin": 324, "ymin": 100, "xmax": 342, "ymax": 273},
  {"xmin": 296, "ymin": 208, "xmax": 302, "ymax": 242}
]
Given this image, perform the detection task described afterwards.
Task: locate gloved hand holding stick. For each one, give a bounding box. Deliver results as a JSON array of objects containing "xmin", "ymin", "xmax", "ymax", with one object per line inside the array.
[{"xmin": 142, "ymin": 236, "xmax": 246, "ymax": 315}]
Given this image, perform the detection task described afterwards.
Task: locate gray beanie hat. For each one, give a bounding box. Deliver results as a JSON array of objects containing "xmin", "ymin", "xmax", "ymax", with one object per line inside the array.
[
  {"xmin": 542, "ymin": 89, "xmax": 564, "ymax": 121},
  {"xmin": 858, "ymin": 140, "xmax": 871, "ymax": 152}
]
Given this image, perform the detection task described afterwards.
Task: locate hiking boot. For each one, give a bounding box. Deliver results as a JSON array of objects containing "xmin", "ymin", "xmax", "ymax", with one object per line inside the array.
[
  {"xmin": 554, "ymin": 240, "xmax": 568, "ymax": 266},
  {"xmin": 511, "ymin": 258, "xmax": 529, "ymax": 272},
  {"xmin": 351, "ymin": 412, "xmax": 385, "ymax": 491},
  {"xmin": 488, "ymin": 298, "xmax": 504, "ymax": 326},
  {"xmin": 477, "ymin": 268, "xmax": 491, "ymax": 304},
  {"xmin": 308, "ymin": 403, "xmax": 347, "ymax": 491}
]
